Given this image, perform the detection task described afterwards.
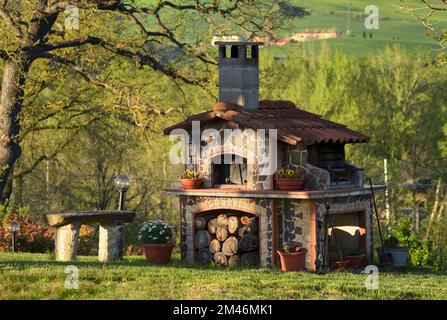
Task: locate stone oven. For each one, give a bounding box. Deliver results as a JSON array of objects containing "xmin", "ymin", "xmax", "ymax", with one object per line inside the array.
[{"xmin": 163, "ymin": 37, "xmax": 384, "ymax": 270}]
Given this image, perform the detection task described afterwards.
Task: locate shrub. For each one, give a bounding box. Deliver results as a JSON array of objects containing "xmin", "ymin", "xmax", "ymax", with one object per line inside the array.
[
  {"xmin": 138, "ymin": 220, "xmax": 175, "ymax": 244},
  {"xmin": 125, "ymin": 244, "xmax": 143, "ymax": 256},
  {"xmin": 390, "ymin": 217, "xmax": 430, "ymax": 267},
  {"xmin": 0, "ymin": 214, "xmax": 54, "ymax": 253},
  {"xmin": 0, "ymin": 214, "xmax": 96, "ymax": 255},
  {"xmin": 78, "ymin": 225, "xmax": 96, "ymax": 255}
]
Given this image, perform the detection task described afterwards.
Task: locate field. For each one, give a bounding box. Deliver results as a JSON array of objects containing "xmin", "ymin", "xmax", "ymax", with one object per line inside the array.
[
  {"xmin": 1, "ymin": 252, "xmax": 447, "ymax": 300},
  {"xmin": 268, "ymin": 0, "xmax": 447, "ymax": 57}
]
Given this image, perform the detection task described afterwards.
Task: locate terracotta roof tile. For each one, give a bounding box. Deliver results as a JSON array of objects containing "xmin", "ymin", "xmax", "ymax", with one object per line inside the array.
[{"xmin": 163, "ymin": 100, "xmax": 369, "ymax": 145}]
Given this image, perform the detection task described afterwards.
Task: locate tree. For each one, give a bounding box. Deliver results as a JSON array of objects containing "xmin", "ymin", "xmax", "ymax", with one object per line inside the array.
[
  {"xmin": 262, "ymin": 45, "xmax": 447, "ymax": 232},
  {"xmin": 399, "ymin": 0, "xmax": 447, "ymax": 64},
  {"xmin": 0, "ymin": 0, "xmax": 289, "ymax": 200}
]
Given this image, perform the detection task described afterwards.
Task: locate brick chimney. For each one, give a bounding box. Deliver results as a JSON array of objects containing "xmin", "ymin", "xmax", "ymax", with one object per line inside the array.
[{"xmin": 213, "ymin": 36, "xmax": 263, "ymax": 111}]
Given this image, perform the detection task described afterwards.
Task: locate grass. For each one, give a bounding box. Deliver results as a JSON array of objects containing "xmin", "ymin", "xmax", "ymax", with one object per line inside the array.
[
  {"xmin": 1, "ymin": 252, "xmax": 447, "ymax": 300},
  {"xmin": 265, "ymin": 0, "xmax": 447, "ymax": 57}
]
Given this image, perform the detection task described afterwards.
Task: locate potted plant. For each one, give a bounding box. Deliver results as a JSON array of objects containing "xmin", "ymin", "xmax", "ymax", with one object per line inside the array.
[
  {"xmin": 277, "ymin": 241, "xmax": 308, "ymax": 272},
  {"xmin": 330, "ymin": 260, "xmax": 349, "ymax": 270},
  {"xmin": 342, "ymin": 251, "xmax": 366, "ymax": 268},
  {"xmin": 382, "ymin": 236, "xmax": 409, "ymax": 267},
  {"xmin": 329, "ymin": 252, "xmax": 349, "ymax": 270},
  {"xmin": 139, "ymin": 220, "xmax": 176, "ymax": 265},
  {"xmin": 276, "ymin": 167, "xmax": 306, "ymax": 191},
  {"xmin": 179, "ymin": 169, "xmax": 203, "ymax": 189}
]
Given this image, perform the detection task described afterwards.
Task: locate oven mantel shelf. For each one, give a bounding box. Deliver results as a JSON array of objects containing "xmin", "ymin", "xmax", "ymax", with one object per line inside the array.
[{"xmin": 166, "ymin": 185, "xmax": 386, "ymax": 200}]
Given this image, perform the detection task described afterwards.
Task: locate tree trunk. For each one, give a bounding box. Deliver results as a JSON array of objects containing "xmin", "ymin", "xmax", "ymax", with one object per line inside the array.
[
  {"xmin": 222, "ymin": 236, "xmax": 238, "ymax": 256},
  {"xmin": 209, "ymin": 238, "xmax": 221, "ymax": 254},
  {"xmin": 241, "ymin": 216, "xmax": 251, "ymax": 225},
  {"xmin": 194, "ymin": 230, "xmax": 211, "ymax": 249},
  {"xmin": 216, "ymin": 214, "xmax": 228, "ymax": 227},
  {"xmin": 238, "ymin": 224, "xmax": 258, "ymax": 237},
  {"xmin": 195, "ymin": 216, "xmax": 207, "ymax": 230},
  {"xmin": 196, "ymin": 248, "xmax": 212, "ymax": 265},
  {"xmin": 240, "ymin": 252, "xmax": 259, "ymax": 266},
  {"xmin": 436, "ymin": 192, "xmax": 447, "ymax": 222},
  {"xmin": 228, "ymin": 216, "xmax": 240, "ymax": 234},
  {"xmin": 0, "ymin": 59, "xmax": 29, "ymax": 200},
  {"xmin": 213, "ymin": 252, "xmax": 227, "ymax": 266},
  {"xmin": 425, "ymin": 178, "xmax": 442, "ymax": 240},
  {"xmin": 207, "ymin": 218, "xmax": 218, "ymax": 234},
  {"xmin": 216, "ymin": 226, "xmax": 228, "ymax": 241},
  {"xmin": 228, "ymin": 255, "xmax": 239, "ymax": 268},
  {"xmin": 239, "ymin": 234, "xmax": 258, "ymax": 252}
]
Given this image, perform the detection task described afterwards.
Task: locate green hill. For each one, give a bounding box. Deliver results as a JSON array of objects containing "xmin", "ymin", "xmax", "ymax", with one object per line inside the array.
[{"xmin": 269, "ymin": 0, "xmax": 447, "ymax": 57}]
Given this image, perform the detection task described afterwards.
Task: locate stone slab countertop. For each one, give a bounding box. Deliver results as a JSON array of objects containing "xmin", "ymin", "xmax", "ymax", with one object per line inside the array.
[
  {"xmin": 165, "ymin": 185, "xmax": 387, "ymax": 200},
  {"xmin": 45, "ymin": 211, "xmax": 135, "ymax": 227}
]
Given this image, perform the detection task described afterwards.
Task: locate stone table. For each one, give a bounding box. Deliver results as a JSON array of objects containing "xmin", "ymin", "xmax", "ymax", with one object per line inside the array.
[{"xmin": 45, "ymin": 211, "xmax": 135, "ymax": 262}]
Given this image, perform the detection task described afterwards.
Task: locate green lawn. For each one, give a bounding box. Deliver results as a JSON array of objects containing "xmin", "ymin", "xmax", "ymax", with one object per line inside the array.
[
  {"xmin": 1, "ymin": 252, "xmax": 447, "ymax": 299},
  {"xmin": 265, "ymin": 0, "xmax": 447, "ymax": 57}
]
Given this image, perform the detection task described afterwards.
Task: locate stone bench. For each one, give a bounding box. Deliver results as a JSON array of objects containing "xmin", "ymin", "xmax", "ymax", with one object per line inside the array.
[{"xmin": 45, "ymin": 211, "xmax": 135, "ymax": 262}]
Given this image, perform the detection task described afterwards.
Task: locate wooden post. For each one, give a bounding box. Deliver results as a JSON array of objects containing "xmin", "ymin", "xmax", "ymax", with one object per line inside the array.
[{"xmin": 309, "ymin": 200, "xmax": 317, "ymax": 271}]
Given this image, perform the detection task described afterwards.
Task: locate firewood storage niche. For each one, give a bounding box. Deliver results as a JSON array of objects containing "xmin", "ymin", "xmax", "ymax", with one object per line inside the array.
[{"xmin": 193, "ymin": 209, "xmax": 259, "ymax": 267}]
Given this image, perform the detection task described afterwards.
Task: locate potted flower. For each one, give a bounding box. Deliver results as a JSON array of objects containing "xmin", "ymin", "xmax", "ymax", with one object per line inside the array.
[
  {"xmin": 277, "ymin": 241, "xmax": 308, "ymax": 272},
  {"xmin": 179, "ymin": 169, "xmax": 203, "ymax": 189},
  {"xmin": 276, "ymin": 167, "xmax": 306, "ymax": 191},
  {"xmin": 342, "ymin": 251, "xmax": 366, "ymax": 268},
  {"xmin": 139, "ymin": 220, "xmax": 176, "ymax": 265},
  {"xmin": 382, "ymin": 236, "xmax": 409, "ymax": 267}
]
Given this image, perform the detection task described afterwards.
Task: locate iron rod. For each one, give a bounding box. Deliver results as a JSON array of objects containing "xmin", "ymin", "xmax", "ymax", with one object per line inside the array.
[
  {"xmin": 118, "ymin": 191, "xmax": 125, "ymax": 211},
  {"xmin": 369, "ymin": 179, "xmax": 385, "ymax": 267},
  {"xmin": 12, "ymin": 232, "xmax": 16, "ymax": 253}
]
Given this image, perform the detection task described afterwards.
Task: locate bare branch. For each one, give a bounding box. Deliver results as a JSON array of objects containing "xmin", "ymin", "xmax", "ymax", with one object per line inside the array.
[
  {"xmin": 36, "ymin": 52, "xmax": 119, "ymax": 92},
  {"xmin": 43, "ymin": 0, "xmax": 125, "ymax": 14},
  {"xmin": 100, "ymin": 42, "xmax": 205, "ymax": 85},
  {"xmin": 13, "ymin": 121, "xmax": 97, "ymax": 179},
  {"xmin": 38, "ymin": 36, "xmax": 102, "ymax": 52},
  {"xmin": 421, "ymin": 0, "xmax": 447, "ymax": 11},
  {"xmin": 0, "ymin": 4, "xmax": 24, "ymax": 37}
]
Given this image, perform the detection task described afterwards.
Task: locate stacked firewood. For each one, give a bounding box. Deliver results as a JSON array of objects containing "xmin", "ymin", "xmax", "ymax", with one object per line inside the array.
[{"xmin": 194, "ymin": 214, "xmax": 259, "ymax": 267}]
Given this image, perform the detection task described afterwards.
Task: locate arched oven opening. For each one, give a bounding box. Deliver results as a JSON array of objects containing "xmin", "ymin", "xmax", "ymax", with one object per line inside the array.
[{"xmin": 211, "ymin": 154, "xmax": 247, "ymax": 189}]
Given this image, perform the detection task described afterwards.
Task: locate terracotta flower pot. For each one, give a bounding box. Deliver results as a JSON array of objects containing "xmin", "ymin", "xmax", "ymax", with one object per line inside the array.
[
  {"xmin": 330, "ymin": 260, "xmax": 349, "ymax": 270},
  {"xmin": 179, "ymin": 178, "xmax": 203, "ymax": 189},
  {"xmin": 343, "ymin": 254, "xmax": 365, "ymax": 268},
  {"xmin": 142, "ymin": 243, "xmax": 175, "ymax": 265},
  {"xmin": 276, "ymin": 177, "xmax": 305, "ymax": 191},
  {"xmin": 277, "ymin": 248, "xmax": 308, "ymax": 272}
]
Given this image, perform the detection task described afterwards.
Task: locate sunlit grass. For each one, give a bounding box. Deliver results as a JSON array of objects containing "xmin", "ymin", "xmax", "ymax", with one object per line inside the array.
[{"xmin": 1, "ymin": 252, "xmax": 446, "ymax": 299}]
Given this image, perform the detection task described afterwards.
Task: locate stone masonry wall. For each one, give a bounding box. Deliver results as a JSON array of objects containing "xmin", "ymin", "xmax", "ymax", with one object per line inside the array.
[
  {"xmin": 286, "ymin": 144, "xmax": 330, "ymax": 191},
  {"xmin": 278, "ymin": 199, "xmax": 312, "ymax": 269}
]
